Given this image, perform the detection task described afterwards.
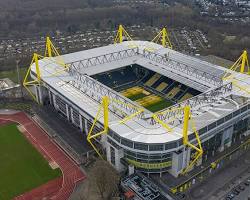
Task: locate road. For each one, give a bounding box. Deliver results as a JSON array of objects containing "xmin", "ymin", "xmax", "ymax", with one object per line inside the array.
[
  {"xmin": 189, "ymin": 150, "xmax": 250, "ymax": 200},
  {"xmin": 235, "ymin": 183, "xmax": 250, "ymax": 200}
]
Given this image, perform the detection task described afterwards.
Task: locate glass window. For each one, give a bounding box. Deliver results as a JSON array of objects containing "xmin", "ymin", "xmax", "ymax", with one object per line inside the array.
[
  {"xmin": 240, "ymin": 105, "xmax": 247, "ymax": 113},
  {"xmin": 208, "ymin": 122, "xmax": 216, "ymax": 131},
  {"xmin": 112, "ymin": 132, "xmax": 120, "ymax": 143},
  {"xmin": 136, "ymin": 153, "xmax": 148, "ymax": 159},
  {"xmin": 121, "ymin": 138, "xmax": 133, "ymax": 148},
  {"xmin": 225, "ymin": 113, "xmax": 232, "ymax": 121},
  {"xmin": 162, "ymin": 153, "xmax": 171, "ymax": 159},
  {"xmin": 199, "ymin": 127, "xmax": 207, "ymax": 135},
  {"xmin": 233, "ymin": 109, "xmax": 240, "ymax": 117},
  {"xmin": 134, "ymin": 143, "xmax": 148, "ymax": 151},
  {"xmin": 188, "ymin": 133, "xmax": 196, "ymax": 140},
  {"xmin": 149, "ymin": 154, "xmax": 162, "ymax": 159},
  {"xmin": 165, "ymin": 142, "xmax": 177, "ymax": 150},
  {"xmin": 149, "ymin": 144, "xmax": 164, "ymax": 151},
  {"xmin": 217, "ymin": 118, "xmax": 224, "ymax": 126},
  {"xmin": 125, "ymin": 150, "xmax": 136, "ymax": 157}
]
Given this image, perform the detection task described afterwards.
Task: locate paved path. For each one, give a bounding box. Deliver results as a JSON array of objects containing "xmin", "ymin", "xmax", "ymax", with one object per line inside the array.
[
  {"xmin": 0, "ymin": 109, "xmax": 19, "ymax": 115},
  {"xmin": 0, "ymin": 112, "xmax": 86, "ymax": 200}
]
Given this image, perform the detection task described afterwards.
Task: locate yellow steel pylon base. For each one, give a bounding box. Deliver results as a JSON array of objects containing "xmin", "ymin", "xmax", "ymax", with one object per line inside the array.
[
  {"xmin": 114, "ymin": 24, "xmax": 137, "ymax": 48},
  {"xmin": 23, "ymin": 37, "xmax": 67, "ymax": 103},
  {"xmin": 23, "ymin": 53, "xmax": 42, "ymax": 103},
  {"xmin": 87, "ymin": 96, "xmax": 109, "ymax": 159},
  {"xmin": 181, "ymin": 106, "xmax": 203, "ymax": 175},
  {"xmin": 114, "ymin": 25, "xmax": 133, "ymax": 44},
  {"xmin": 145, "ymin": 27, "xmax": 173, "ymax": 52}
]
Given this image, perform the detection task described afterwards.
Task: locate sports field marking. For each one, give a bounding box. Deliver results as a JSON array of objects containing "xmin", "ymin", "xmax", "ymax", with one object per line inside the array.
[
  {"xmin": 122, "ymin": 86, "xmax": 150, "ymax": 101},
  {"xmin": 121, "ymin": 85, "xmax": 174, "ymax": 112},
  {"xmin": 121, "ymin": 86, "xmax": 143, "ymax": 97},
  {"xmin": 136, "ymin": 95, "xmax": 162, "ymax": 107}
]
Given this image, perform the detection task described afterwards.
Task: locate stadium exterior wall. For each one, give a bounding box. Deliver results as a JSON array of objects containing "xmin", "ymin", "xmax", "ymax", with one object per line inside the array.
[{"xmin": 34, "ymin": 84, "xmax": 250, "ymax": 177}]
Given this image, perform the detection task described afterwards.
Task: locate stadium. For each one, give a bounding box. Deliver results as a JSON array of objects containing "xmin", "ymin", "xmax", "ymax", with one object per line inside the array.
[{"xmin": 24, "ymin": 26, "xmax": 250, "ymax": 179}]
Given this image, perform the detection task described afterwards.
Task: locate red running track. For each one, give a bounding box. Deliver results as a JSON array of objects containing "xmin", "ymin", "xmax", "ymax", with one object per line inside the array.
[{"xmin": 0, "ymin": 112, "xmax": 86, "ymax": 200}]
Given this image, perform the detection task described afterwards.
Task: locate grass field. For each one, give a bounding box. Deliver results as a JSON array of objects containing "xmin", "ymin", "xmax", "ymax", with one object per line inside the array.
[
  {"xmin": 121, "ymin": 86, "xmax": 173, "ymax": 112},
  {"xmin": 0, "ymin": 123, "xmax": 61, "ymax": 200},
  {"xmin": 145, "ymin": 99, "xmax": 173, "ymax": 112},
  {"xmin": 127, "ymin": 93, "xmax": 147, "ymax": 101},
  {"xmin": 0, "ymin": 68, "xmax": 27, "ymax": 83}
]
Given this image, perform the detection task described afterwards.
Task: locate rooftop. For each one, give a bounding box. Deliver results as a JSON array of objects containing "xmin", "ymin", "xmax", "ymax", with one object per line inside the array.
[{"xmin": 30, "ymin": 41, "xmax": 250, "ymax": 145}]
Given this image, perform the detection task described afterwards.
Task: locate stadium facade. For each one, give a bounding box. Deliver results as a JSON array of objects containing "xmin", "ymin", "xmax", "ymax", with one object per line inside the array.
[{"xmin": 27, "ymin": 40, "xmax": 250, "ymax": 177}]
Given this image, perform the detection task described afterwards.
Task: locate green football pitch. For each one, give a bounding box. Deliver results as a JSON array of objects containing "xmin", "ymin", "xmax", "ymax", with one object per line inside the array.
[{"xmin": 0, "ymin": 123, "xmax": 61, "ymax": 200}]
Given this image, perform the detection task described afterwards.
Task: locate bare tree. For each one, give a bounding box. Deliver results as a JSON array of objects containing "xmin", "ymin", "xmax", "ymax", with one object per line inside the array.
[{"xmin": 88, "ymin": 159, "xmax": 120, "ymax": 200}]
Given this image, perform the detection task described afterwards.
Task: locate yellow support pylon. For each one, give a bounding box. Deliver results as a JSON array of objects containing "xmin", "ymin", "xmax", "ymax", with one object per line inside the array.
[
  {"xmin": 45, "ymin": 36, "xmax": 60, "ymax": 57},
  {"xmin": 152, "ymin": 105, "xmax": 203, "ymax": 175},
  {"xmin": 87, "ymin": 96, "xmax": 109, "ymax": 159},
  {"xmin": 223, "ymin": 50, "xmax": 249, "ymax": 80},
  {"xmin": 181, "ymin": 106, "xmax": 203, "ymax": 175},
  {"xmin": 182, "ymin": 106, "xmax": 190, "ymax": 145},
  {"xmin": 23, "ymin": 37, "xmax": 68, "ymax": 103},
  {"xmin": 240, "ymin": 50, "xmax": 249, "ymax": 74},
  {"xmin": 23, "ymin": 53, "xmax": 42, "ymax": 103},
  {"xmin": 152, "ymin": 27, "xmax": 172, "ymax": 49},
  {"xmin": 45, "ymin": 36, "xmax": 67, "ymax": 69},
  {"xmin": 114, "ymin": 25, "xmax": 134, "ymax": 44}
]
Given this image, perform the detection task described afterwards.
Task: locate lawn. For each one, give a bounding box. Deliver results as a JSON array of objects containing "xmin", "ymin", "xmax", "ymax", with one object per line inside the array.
[
  {"xmin": 0, "ymin": 102, "xmax": 32, "ymax": 113},
  {"xmin": 145, "ymin": 99, "xmax": 173, "ymax": 112},
  {"xmin": 0, "ymin": 68, "xmax": 27, "ymax": 83},
  {"xmin": 0, "ymin": 124, "xmax": 61, "ymax": 200},
  {"xmin": 127, "ymin": 93, "xmax": 147, "ymax": 101}
]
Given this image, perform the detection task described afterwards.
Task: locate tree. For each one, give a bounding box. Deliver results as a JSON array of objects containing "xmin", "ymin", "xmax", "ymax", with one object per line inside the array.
[{"xmin": 88, "ymin": 159, "xmax": 120, "ymax": 200}]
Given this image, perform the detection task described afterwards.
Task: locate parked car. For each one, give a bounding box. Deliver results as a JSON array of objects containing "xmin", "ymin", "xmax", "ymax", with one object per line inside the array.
[
  {"xmin": 226, "ymin": 193, "xmax": 234, "ymax": 199},
  {"xmin": 238, "ymin": 185, "xmax": 245, "ymax": 191},
  {"xmin": 232, "ymin": 189, "xmax": 240, "ymax": 195},
  {"xmin": 244, "ymin": 181, "xmax": 250, "ymax": 186}
]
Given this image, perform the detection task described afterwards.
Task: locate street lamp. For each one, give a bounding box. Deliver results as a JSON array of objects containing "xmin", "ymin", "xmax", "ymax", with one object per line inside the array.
[{"xmin": 15, "ymin": 48, "xmax": 23, "ymax": 98}]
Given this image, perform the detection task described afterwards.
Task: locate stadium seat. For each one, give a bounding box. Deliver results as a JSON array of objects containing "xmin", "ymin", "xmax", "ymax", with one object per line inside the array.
[
  {"xmin": 92, "ymin": 66, "xmax": 139, "ymax": 88},
  {"xmin": 156, "ymin": 82, "xmax": 168, "ymax": 92},
  {"xmin": 144, "ymin": 73, "xmax": 161, "ymax": 87},
  {"xmin": 166, "ymin": 87, "xmax": 181, "ymax": 98},
  {"xmin": 178, "ymin": 93, "xmax": 193, "ymax": 102}
]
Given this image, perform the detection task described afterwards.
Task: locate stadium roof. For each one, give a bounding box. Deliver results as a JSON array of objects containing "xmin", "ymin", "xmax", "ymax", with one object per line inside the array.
[{"xmin": 30, "ymin": 41, "xmax": 250, "ymax": 145}]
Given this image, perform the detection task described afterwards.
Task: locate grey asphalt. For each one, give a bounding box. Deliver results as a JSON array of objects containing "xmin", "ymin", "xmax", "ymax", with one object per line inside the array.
[
  {"xmin": 234, "ymin": 184, "xmax": 250, "ymax": 200},
  {"xmin": 188, "ymin": 150, "xmax": 250, "ymax": 200}
]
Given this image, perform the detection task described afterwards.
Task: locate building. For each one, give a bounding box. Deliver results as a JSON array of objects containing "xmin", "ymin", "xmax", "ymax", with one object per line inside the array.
[
  {"xmin": 121, "ymin": 173, "xmax": 170, "ymax": 200},
  {"xmin": 26, "ymin": 38, "xmax": 250, "ymax": 178},
  {"xmin": 0, "ymin": 78, "xmax": 20, "ymax": 98}
]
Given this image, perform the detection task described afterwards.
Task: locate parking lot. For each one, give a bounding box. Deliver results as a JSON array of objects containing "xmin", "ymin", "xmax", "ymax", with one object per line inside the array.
[{"xmin": 223, "ymin": 177, "xmax": 250, "ymax": 200}]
